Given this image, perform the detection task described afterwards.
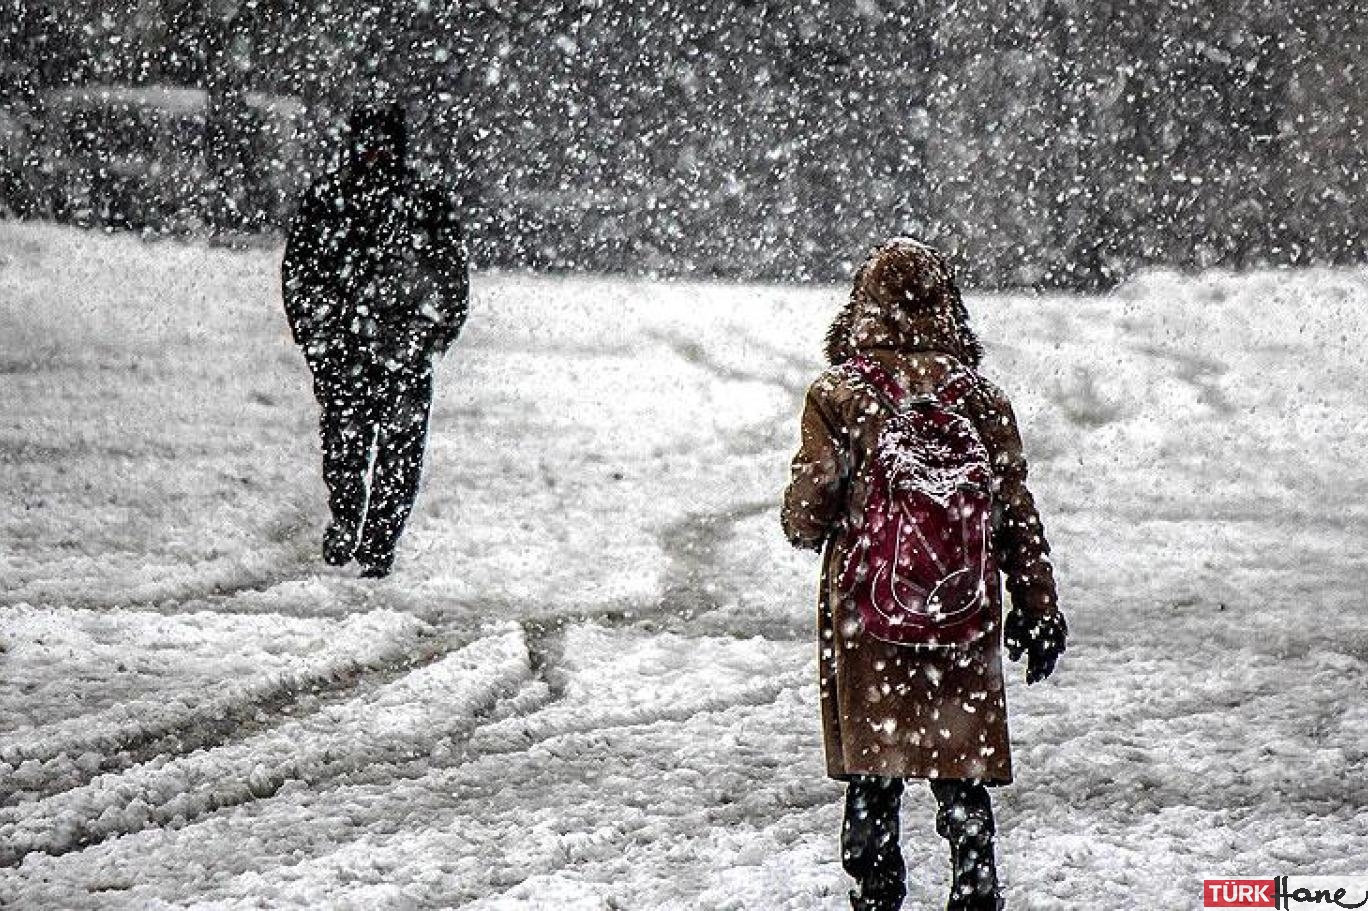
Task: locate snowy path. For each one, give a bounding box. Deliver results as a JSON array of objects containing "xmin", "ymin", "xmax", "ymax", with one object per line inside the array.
[{"xmin": 1, "ymin": 223, "xmax": 1366, "ymax": 908}]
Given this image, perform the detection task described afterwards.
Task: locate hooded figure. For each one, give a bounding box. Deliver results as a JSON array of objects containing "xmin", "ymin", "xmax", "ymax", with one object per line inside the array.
[
  {"xmin": 282, "ymin": 100, "xmax": 469, "ymax": 577},
  {"xmin": 781, "ymin": 239, "xmax": 1066, "ymax": 911}
]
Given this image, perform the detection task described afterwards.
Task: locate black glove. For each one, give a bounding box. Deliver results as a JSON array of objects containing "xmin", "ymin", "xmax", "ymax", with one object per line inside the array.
[{"xmin": 1004, "ymin": 609, "xmax": 1068, "ymax": 684}]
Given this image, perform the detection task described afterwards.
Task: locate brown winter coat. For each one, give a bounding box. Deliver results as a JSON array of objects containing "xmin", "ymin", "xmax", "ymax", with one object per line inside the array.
[{"xmin": 782, "ymin": 261, "xmax": 1058, "ymax": 784}]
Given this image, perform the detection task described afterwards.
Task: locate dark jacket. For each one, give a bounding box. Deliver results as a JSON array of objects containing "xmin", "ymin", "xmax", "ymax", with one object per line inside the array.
[{"xmin": 282, "ymin": 166, "xmax": 469, "ymax": 373}]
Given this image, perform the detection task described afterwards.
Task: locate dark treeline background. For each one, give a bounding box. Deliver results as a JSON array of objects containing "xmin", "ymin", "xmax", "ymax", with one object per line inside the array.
[{"xmin": 0, "ymin": 0, "xmax": 1363, "ymax": 288}]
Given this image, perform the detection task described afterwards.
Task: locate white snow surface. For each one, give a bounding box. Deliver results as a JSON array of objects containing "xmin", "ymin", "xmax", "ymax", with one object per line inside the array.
[{"xmin": 1, "ymin": 222, "xmax": 1365, "ymax": 908}]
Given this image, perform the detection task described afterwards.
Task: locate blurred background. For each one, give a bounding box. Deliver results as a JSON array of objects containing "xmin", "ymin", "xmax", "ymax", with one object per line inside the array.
[{"xmin": 0, "ymin": 0, "xmax": 1362, "ymax": 288}]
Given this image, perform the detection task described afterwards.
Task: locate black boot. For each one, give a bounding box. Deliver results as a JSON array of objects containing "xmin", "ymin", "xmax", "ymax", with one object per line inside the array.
[
  {"xmin": 850, "ymin": 890, "xmax": 903, "ymax": 911},
  {"xmin": 357, "ymin": 549, "xmax": 394, "ymax": 578},
  {"xmin": 322, "ymin": 521, "xmax": 358, "ymax": 566},
  {"xmin": 930, "ymin": 780, "xmax": 1003, "ymax": 911},
  {"xmin": 842, "ymin": 776, "xmax": 906, "ymax": 911}
]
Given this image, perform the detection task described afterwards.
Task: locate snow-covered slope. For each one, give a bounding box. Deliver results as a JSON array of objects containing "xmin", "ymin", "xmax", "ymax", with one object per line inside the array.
[{"xmin": 1, "ymin": 222, "xmax": 1365, "ymax": 909}]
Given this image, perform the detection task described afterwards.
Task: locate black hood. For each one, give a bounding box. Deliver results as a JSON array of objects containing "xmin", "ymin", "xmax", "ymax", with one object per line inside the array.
[{"xmin": 348, "ymin": 101, "xmax": 408, "ymax": 172}]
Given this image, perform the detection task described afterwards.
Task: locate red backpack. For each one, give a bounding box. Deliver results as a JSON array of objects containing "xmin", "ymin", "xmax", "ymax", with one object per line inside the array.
[{"xmin": 837, "ymin": 357, "xmax": 996, "ymax": 647}]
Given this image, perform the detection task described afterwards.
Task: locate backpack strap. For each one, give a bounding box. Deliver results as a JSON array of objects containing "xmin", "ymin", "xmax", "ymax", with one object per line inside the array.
[
  {"xmin": 934, "ymin": 367, "xmax": 980, "ymax": 410},
  {"xmin": 847, "ymin": 356, "xmax": 979, "ymax": 414},
  {"xmin": 845, "ymin": 357, "xmax": 908, "ymax": 414}
]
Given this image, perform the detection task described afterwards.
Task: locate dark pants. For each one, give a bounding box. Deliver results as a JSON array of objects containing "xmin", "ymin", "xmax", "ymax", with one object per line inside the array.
[
  {"xmin": 843, "ymin": 776, "xmax": 999, "ymax": 910},
  {"xmin": 310, "ymin": 356, "xmax": 432, "ymax": 564}
]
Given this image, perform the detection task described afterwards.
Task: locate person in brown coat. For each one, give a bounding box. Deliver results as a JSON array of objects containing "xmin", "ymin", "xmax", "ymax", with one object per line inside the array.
[{"xmin": 781, "ymin": 238, "xmax": 1067, "ymax": 911}]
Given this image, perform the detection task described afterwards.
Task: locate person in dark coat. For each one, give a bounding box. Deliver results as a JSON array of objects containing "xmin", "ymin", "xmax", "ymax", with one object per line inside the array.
[
  {"xmin": 782, "ymin": 239, "xmax": 1067, "ymax": 911},
  {"xmin": 282, "ymin": 100, "xmax": 469, "ymax": 578}
]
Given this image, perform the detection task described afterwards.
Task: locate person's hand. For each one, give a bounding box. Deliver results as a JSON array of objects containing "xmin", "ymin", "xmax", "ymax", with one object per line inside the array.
[
  {"xmin": 366, "ymin": 327, "xmax": 431, "ymax": 373},
  {"xmin": 1004, "ymin": 609, "xmax": 1068, "ymax": 684}
]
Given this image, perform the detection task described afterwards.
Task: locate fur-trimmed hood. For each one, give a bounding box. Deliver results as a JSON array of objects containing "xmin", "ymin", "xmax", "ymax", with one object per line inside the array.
[{"xmin": 824, "ymin": 238, "xmax": 983, "ymax": 368}]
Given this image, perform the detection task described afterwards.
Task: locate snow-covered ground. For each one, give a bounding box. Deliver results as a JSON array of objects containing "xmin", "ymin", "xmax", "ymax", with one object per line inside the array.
[{"xmin": 1, "ymin": 222, "xmax": 1365, "ymax": 909}]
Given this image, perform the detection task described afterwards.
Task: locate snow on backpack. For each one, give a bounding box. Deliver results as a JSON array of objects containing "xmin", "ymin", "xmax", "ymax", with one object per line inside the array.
[{"xmin": 837, "ymin": 357, "xmax": 996, "ymax": 647}]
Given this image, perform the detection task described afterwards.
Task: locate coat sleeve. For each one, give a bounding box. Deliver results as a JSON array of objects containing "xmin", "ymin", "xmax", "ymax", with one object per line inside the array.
[
  {"xmin": 414, "ymin": 188, "xmax": 470, "ymax": 354},
  {"xmin": 781, "ymin": 375, "xmax": 849, "ymax": 551},
  {"xmin": 280, "ymin": 185, "xmax": 339, "ymax": 354},
  {"xmin": 970, "ymin": 378, "xmax": 1060, "ymax": 619}
]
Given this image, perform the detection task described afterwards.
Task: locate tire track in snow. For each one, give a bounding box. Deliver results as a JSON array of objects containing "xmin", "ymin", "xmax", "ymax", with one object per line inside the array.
[
  {"xmin": 463, "ymin": 670, "xmax": 808, "ymax": 763},
  {"xmin": 2, "ymin": 315, "xmax": 816, "ymax": 881},
  {"xmin": 1, "ymin": 492, "xmax": 793, "ymax": 827},
  {"xmin": 645, "ymin": 328, "xmax": 808, "ymax": 399},
  {"xmin": 641, "ymin": 324, "xmax": 810, "ymax": 640},
  {"xmin": 512, "ymin": 497, "xmax": 807, "ymax": 645},
  {"xmin": 455, "ymin": 624, "xmax": 810, "ymax": 771},
  {"xmin": 0, "ymin": 625, "xmax": 532, "ymax": 867},
  {"xmin": 0, "ymin": 499, "xmax": 321, "ymax": 614},
  {"xmin": 657, "ymin": 500, "xmax": 773, "ymax": 620},
  {"xmin": 1, "ymin": 627, "xmax": 818, "ymax": 909},
  {"xmin": 228, "ymin": 722, "xmax": 831, "ymax": 911},
  {"xmin": 0, "ymin": 611, "xmax": 448, "ymax": 806},
  {"xmin": 1129, "ymin": 342, "xmax": 1235, "ymax": 416}
]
